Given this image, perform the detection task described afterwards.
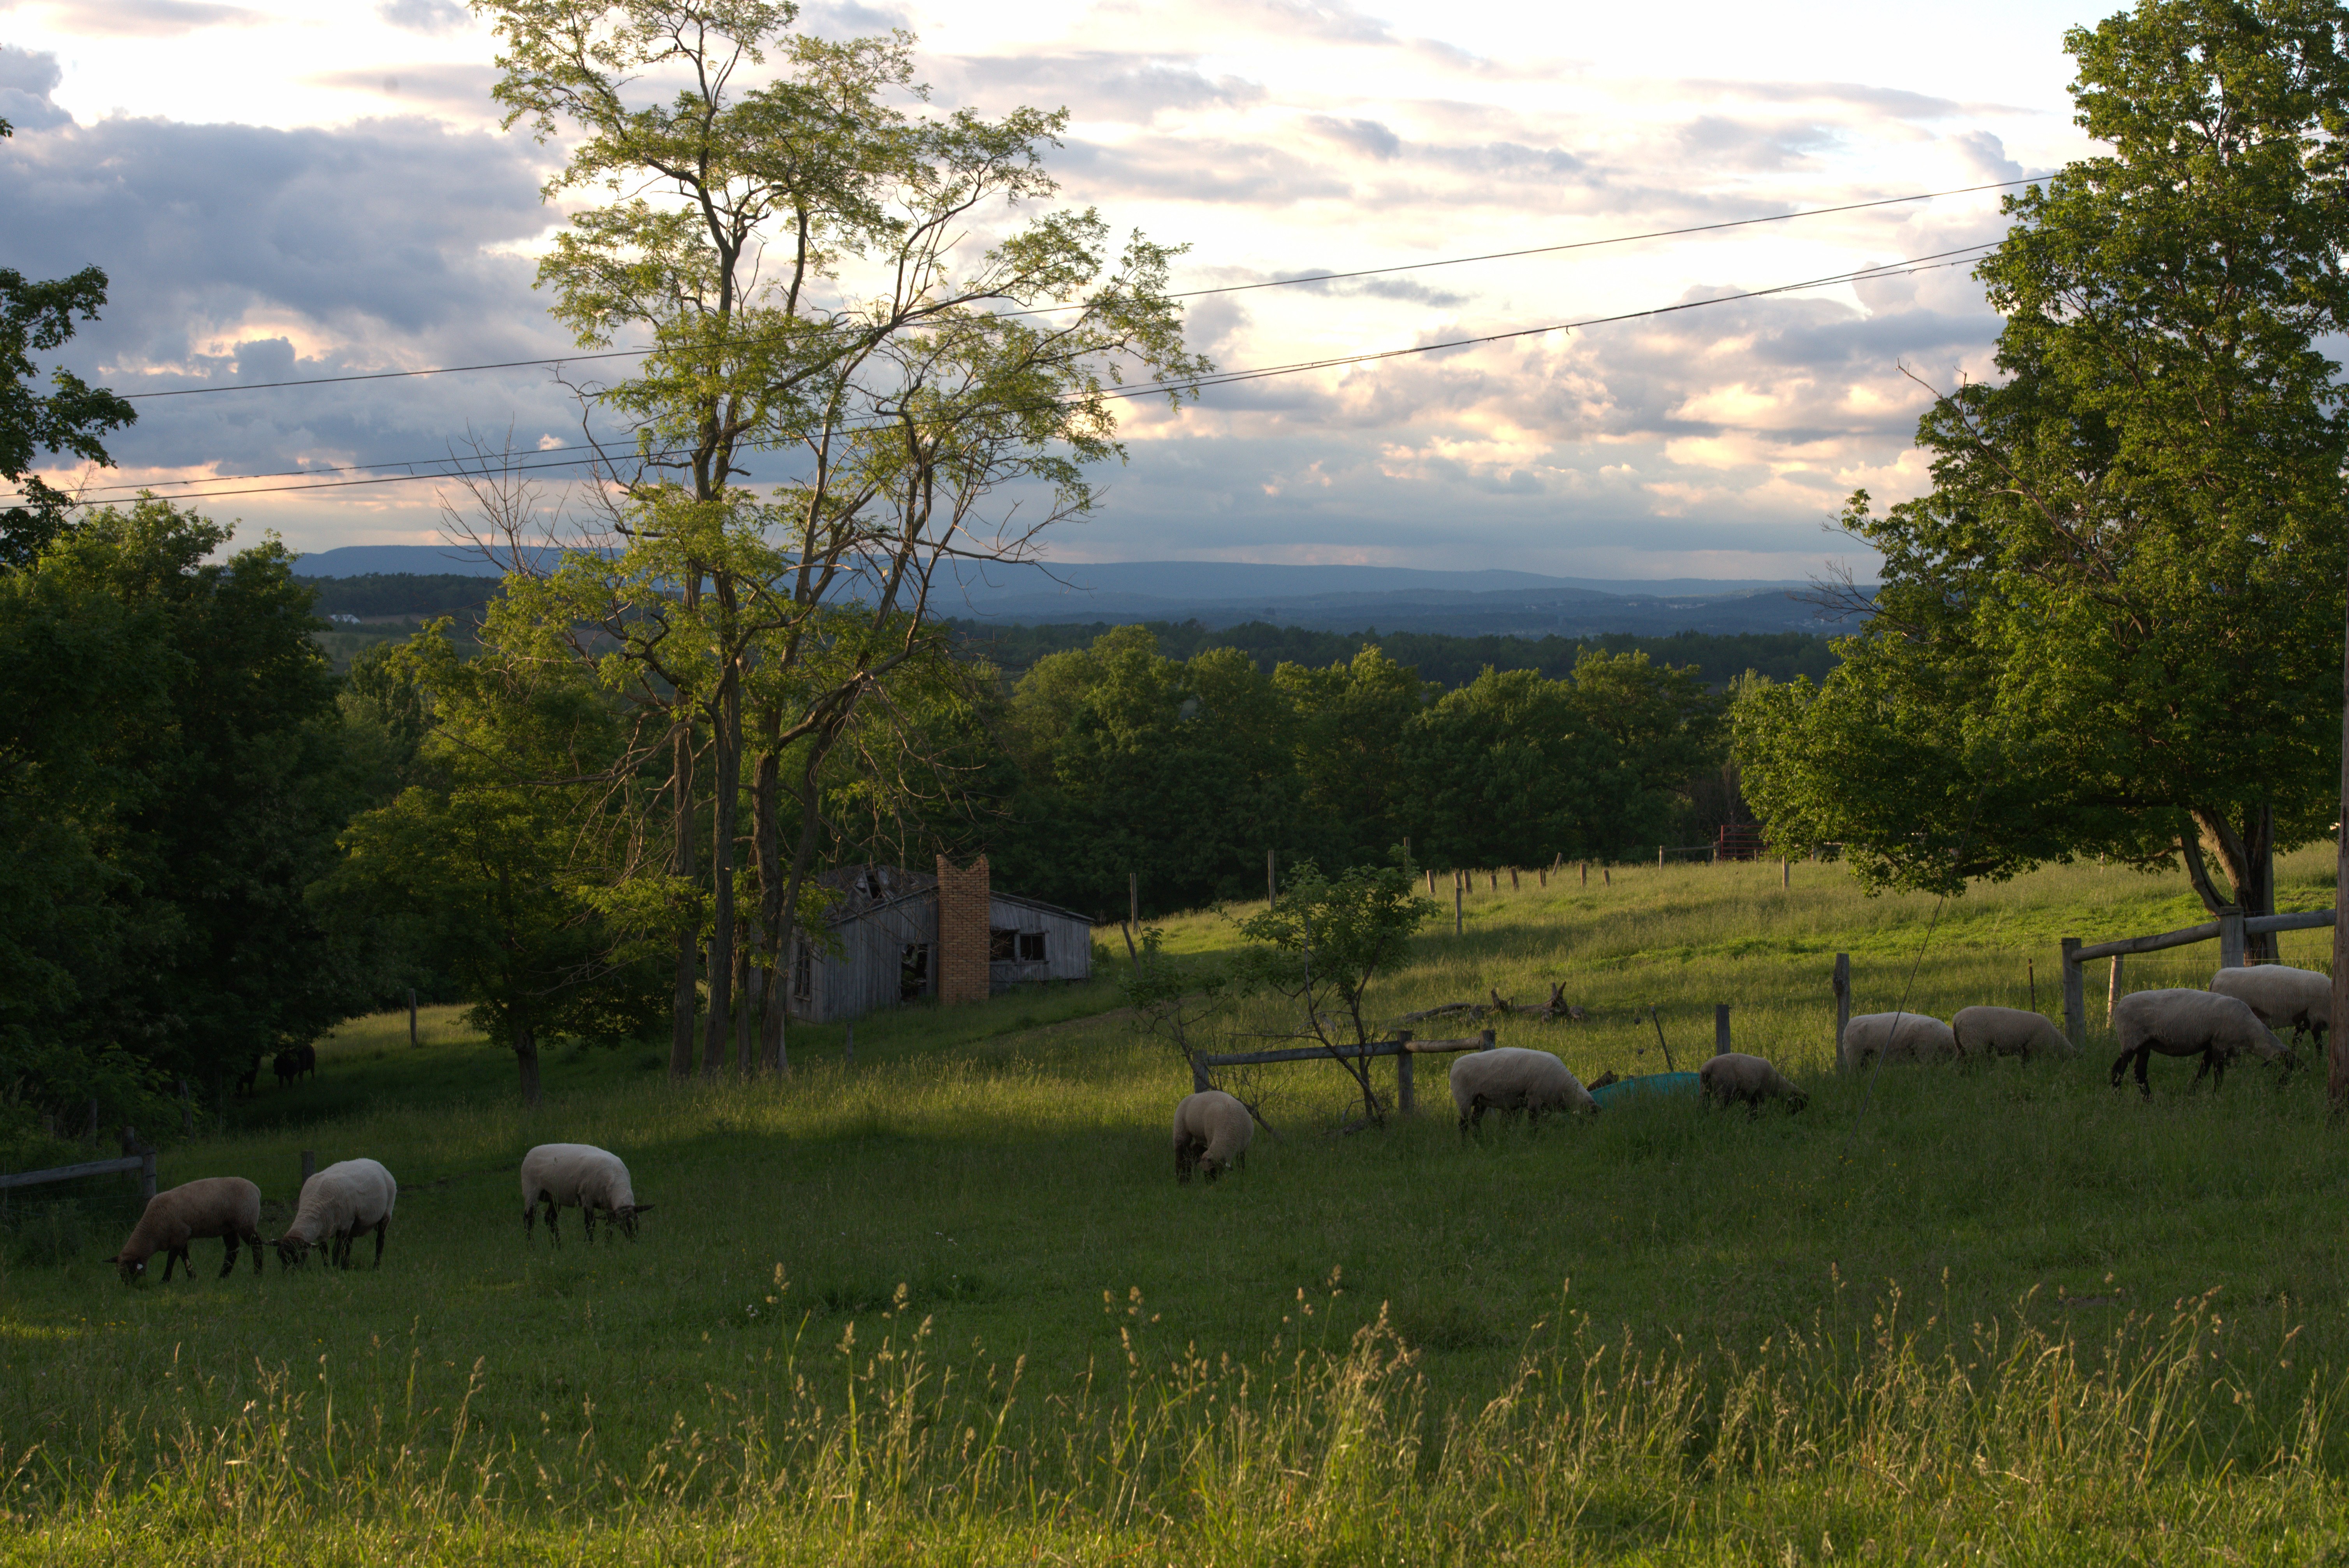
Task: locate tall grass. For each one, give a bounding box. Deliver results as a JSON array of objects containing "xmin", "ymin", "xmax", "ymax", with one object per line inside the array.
[
  {"xmin": 10, "ymin": 1281, "xmax": 2342, "ymax": 1563},
  {"xmin": 11, "ymin": 846, "xmax": 2349, "ymax": 1561}
]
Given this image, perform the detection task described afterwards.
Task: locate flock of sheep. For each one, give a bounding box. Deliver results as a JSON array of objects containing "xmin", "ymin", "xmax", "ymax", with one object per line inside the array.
[
  {"xmin": 1167, "ymin": 963, "xmax": 2331, "ymax": 1181},
  {"xmin": 110, "ymin": 1142, "xmax": 649, "ymax": 1284}
]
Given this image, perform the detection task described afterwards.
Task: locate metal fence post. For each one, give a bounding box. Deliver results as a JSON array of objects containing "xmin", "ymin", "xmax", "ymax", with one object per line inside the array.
[
  {"xmin": 2061, "ymin": 937, "xmax": 2084, "ymax": 1046},
  {"xmin": 1394, "ymin": 1032, "xmax": 1414, "ymax": 1116}
]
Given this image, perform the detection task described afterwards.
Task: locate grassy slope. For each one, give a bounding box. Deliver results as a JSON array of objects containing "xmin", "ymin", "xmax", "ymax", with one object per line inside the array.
[{"xmin": 8, "ymin": 847, "xmax": 2349, "ymax": 1562}]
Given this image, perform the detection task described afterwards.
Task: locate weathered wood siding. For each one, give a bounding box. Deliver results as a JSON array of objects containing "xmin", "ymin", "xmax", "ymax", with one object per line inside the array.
[
  {"xmin": 789, "ymin": 895, "xmax": 938, "ymax": 1025},
  {"xmin": 986, "ymin": 895, "xmax": 1093, "ymax": 993}
]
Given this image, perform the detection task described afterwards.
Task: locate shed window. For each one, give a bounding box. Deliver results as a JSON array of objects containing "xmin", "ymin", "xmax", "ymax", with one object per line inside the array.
[
  {"xmin": 792, "ymin": 940, "xmax": 813, "ymax": 1002},
  {"xmin": 1016, "ymin": 930, "xmax": 1046, "ymax": 962},
  {"xmin": 988, "ymin": 926, "xmax": 1017, "ymax": 961}
]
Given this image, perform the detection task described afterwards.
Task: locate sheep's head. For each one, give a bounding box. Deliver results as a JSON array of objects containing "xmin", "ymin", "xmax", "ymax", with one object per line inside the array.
[
  {"xmin": 1197, "ymin": 1158, "xmax": 1225, "ymax": 1183},
  {"xmin": 614, "ymin": 1203, "xmax": 652, "ymax": 1240},
  {"xmin": 115, "ymin": 1252, "xmax": 147, "ymax": 1285},
  {"xmin": 273, "ymin": 1234, "xmax": 311, "ymax": 1270}
]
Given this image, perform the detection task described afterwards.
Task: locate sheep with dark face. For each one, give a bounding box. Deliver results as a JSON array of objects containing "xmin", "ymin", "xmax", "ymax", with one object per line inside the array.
[
  {"xmin": 520, "ymin": 1144, "xmax": 652, "ymax": 1242},
  {"xmin": 1952, "ymin": 1006, "xmax": 2073, "ymax": 1060},
  {"xmin": 1170, "ymin": 1092, "xmax": 1254, "ymax": 1183},
  {"xmin": 2109, "ymin": 988, "xmax": 2292, "ymax": 1097},
  {"xmin": 1449, "ymin": 1047, "xmax": 1595, "ymax": 1134},
  {"xmin": 1699, "ymin": 1052, "xmax": 1806, "ymax": 1114},
  {"xmin": 2209, "ymin": 965, "xmax": 2330, "ymax": 1053},
  {"xmin": 273, "ymin": 1158, "xmax": 396, "ymax": 1269},
  {"xmin": 113, "ymin": 1178, "xmax": 263, "ymax": 1284}
]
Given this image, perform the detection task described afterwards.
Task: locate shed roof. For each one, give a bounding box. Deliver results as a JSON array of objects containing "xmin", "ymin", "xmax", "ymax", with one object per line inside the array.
[{"xmin": 812, "ymin": 864, "xmax": 1093, "ymax": 932}]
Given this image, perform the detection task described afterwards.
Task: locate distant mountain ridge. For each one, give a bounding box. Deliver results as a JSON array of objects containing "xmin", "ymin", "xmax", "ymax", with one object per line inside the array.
[{"xmin": 289, "ymin": 547, "xmax": 1868, "ymax": 638}]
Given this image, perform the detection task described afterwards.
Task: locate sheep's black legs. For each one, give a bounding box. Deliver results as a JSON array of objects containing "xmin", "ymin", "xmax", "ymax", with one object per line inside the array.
[
  {"xmin": 372, "ymin": 1216, "xmax": 388, "ymax": 1267},
  {"xmin": 219, "ymin": 1235, "xmax": 239, "ymax": 1278},
  {"xmin": 162, "ymin": 1247, "xmax": 183, "ymax": 1283},
  {"xmin": 583, "ymin": 1204, "xmax": 597, "ymax": 1246},
  {"xmin": 2109, "ymin": 1049, "xmax": 2133, "ymax": 1089},
  {"xmin": 246, "ymin": 1228, "xmax": 264, "ymax": 1274},
  {"xmin": 2131, "ymin": 1048, "xmax": 2152, "ymax": 1098},
  {"xmin": 541, "ymin": 1194, "xmax": 561, "ymax": 1246},
  {"xmin": 1175, "ymin": 1141, "xmax": 1197, "ymax": 1183}
]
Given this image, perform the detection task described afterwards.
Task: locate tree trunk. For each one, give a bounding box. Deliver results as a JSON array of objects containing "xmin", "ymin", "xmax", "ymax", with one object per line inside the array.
[
  {"xmin": 2189, "ymin": 805, "xmax": 2277, "ymax": 962},
  {"xmin": 515, "ymin": 1021, "xmax": 542, "ymax": 1108},
  {"xmin": 703, "ymin": 635, "xmax": 740, "ymax": 1077},
  {"xmin": 2333, "ymin": 552, "xmax": 2349, "ymax": 1111},
  {"xmin": 750, "ymin": 715, "xmax": 788, "ymax": 1072},
  {"xmin": 669, "ymin": 719, "xmax": 699, "ymax": 1079}
]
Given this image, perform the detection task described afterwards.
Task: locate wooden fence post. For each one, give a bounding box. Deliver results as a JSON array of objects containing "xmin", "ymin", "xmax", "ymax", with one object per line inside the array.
[
  {"xmin": 1714, "ymin": 1004, "xmax": 1730, "ymax": 1057},
  {"xmin": 1603, "ymin": 865, "xmax": 1610, "ymax": 887},
  {"xmin": 1581, "ymin": 860, "xmax": 1589, "ymax": 888},
  {"xmin": 1658, "ymin": 845, "xmax": 1664, "ymax": 870},
  {"xmin": 1510, "ymin": 867, "xmax": 1519, "ymax": 891},
  {"xmin": 1781, "ymin": 858, "xmax": 1790, "ymax": 889},
  {"xmin": 2029, "ymin": 959, "xmax": 2036, "ymax": 1012},
  {"xmin": 1538, "ymin": 865, "xmax": 1546, "ymax": 888},
  {"xmin": 1488, "ymin": 869, "xmax": 1497, "ymax": 892},
  {"xmin": 1267, "ymin": 849, "xmax": 1277, "ymax": 905},
  {"xmin": 1395, "ymin": 1031, "xmax": 1414, "ymax": 1116},
  {"xmin": 299, "ymin": 1150, "xmax": 316, "ymax": 1200},
  {"xmin": 1125, "ymin": 872, "xmax": 1139, "ymax": 961},
  {"xmin": 2219, "ymin": 907, "xmax": 2245, "ymax": 969},
  {"xmin": 2061, "ymin": 937, "xmax": 2084, "ymax": 1046},
  {"xmin": 2106, "ymin": 954, "xmax": 2124, "ymax": 1023},
  {"xmin": 1454, "ymin": 873, "xmax": 1464, "ymax": 937},
  {"xmin": 408, "ymin": 988, "xmax": 418, "ymax": 1047},
  {"xmin": 1192, "ymin": 1056, "xmax": 1209, "ymax": 1093},
  {"xmin": 1426, "ymin": 868, "xmax": 1436, "ymax": 895},
  {"xmin": 1833, "ymin": 953, "xmax": 1851, "ymax": 1065}
]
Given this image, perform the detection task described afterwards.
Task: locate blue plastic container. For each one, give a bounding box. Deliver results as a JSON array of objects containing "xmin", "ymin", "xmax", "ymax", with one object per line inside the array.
[{"xmin": 1589, "ymin": 1071, "xmax": 1700, "ymax": 1109}]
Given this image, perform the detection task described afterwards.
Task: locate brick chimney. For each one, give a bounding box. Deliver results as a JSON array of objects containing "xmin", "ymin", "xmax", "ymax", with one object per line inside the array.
[{"xmin": 936, "ymin": 854, "xmax": 991, "ymax": 1004}]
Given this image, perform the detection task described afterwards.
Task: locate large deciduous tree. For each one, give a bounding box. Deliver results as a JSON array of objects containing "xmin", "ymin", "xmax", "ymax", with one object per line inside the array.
[
  {"xmin": 1737, "ymin": 0, "xmax": 2349, "ymax": 957},
  {"xmin": 476, "ymin": 0, "xmax": 1201, "ymax": 1077}
]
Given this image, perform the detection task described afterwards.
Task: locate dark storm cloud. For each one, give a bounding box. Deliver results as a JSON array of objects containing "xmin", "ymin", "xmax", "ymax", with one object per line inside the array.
[{"xmin": 0, "ymin": 58, "xmax": 580, "ymax": 480}]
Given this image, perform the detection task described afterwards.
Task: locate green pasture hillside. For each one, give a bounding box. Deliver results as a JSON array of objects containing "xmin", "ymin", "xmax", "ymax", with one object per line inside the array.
[{"xmin": 9, "ymin": 848, "xmax": 2349, "ymax": 1563}]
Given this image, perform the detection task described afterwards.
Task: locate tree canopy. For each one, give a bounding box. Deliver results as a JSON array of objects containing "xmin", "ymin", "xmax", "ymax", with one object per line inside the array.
[{"xmin": 1738, "ymin": 0, "xmax": 2349, "ymax": 939}]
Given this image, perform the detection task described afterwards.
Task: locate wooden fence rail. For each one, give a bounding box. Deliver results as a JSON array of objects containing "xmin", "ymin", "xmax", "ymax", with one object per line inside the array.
[
  {"xmin": 1194, "ymin": 1028, "xmax": 1497, "ymax": 1116},
  {"xmin": 0, "ymin": 1129, "xmax": 156, "ymax": 1204},
  {"xmin": 2059, "ymin": 907, "xmax": 2336, "ymax": 1046}
]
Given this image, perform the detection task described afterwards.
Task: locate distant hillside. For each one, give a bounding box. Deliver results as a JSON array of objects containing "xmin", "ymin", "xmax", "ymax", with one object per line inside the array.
[
  {"xmin": 292, "ymin": 547, "xmax": 1868, "ymax": 641},
  {"xmin": 306, "ymin": 573, "xmax": 505, "ymax": 619}
]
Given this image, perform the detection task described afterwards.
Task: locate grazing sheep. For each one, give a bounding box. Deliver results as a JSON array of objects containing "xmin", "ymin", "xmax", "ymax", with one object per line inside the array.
[
  {"xmin": 1838, "ymin": 1012, "xmax": 1958, "ymax": 1072},
  {"xmin": 1170, "ymin": 1092, "xmax": 1254, "ymax": 1184},
  {"xmin": 1952, "ymin": 1005, "xmax": 2073, "ymax": 1060},
  {"xmin": 2110, "ymin": 988, "xmax": 2292, "ymax": 1097},
  {"xmin": 2210, "ymin": 965, "xmax": 2331, "ymax": 1051},
  {"xmin": 1449, "ymin": 1046, "xmax": 1596, "ymax": 1134},
  {"xmin": 273, "ymin": 1157, "xmax": 396, "ymax": 1269},
  {"xmin": 519, "ymin": 1143, "xmax": 653, "ymax": 1243},
  {"xmin": 113, "ymin": 1177, "xmax": 263, "ymax": 1284},
  {"xmin": 1699, "ymin": 1052, "xmax": 1807, "ymax": 1114}
]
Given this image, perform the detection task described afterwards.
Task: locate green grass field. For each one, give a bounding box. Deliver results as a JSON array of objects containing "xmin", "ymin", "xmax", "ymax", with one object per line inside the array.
[{"xmin": 9, "ymin": 849, "xmax": 2349, "ymax": 1563}]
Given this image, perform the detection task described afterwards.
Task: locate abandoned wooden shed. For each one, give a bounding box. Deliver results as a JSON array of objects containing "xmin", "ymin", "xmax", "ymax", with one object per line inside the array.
[{"xmin": 784, "ymin": 856, "xmax": 1093, "ymax": 1025}]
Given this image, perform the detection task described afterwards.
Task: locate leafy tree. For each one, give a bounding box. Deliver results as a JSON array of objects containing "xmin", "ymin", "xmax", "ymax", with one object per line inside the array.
[
  {"xmin": 477, "ymin": 0, "xmax": 1201, "ymax": 1075},
  {"xmin": 1737, "ymin": 0, "xmax": 2349, "ymax": 948},
  {"xmin": 1276, "ymin": 645, "xmax": 1426, "ymax": 868},
  {"xmin": 324, "ymin": 627, "xmax": 668, "ymax": 1104},
  {"xmin": 0, "ymin": 119, "xmax": 137, "ymax": 568},
  {"xmin": 0, "ymin": 498, "xmax": 367, "ymax": 1125},
  {"xmin": 1234, "ymin": 859, "xmax": 1437, "ymax": 1126}
]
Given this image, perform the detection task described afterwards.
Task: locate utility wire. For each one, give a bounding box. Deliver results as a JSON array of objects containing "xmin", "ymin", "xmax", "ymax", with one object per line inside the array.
[
  {"xmin": 114, "ymin": 179, "xmax": 2028, "ymax": 403},
  {"xmin": 38, "ymin": 242, "xmax": 1997, "ymax": 508}
]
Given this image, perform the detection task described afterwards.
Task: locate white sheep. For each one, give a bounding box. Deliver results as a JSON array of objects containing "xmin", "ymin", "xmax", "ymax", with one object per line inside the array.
[
  {"xmin": 273, "ymin": 1157, "xmax": 397, "ymax": 1269},
  {"xmin": 2209, "ymin": 965, "xmax": 2331, "ymax": 1051},
  {"xmin": 520, "ymin": 1143, "xmax": 652, "ymax": 1243},
  {"xmin": 1952, "ymin": 1005, "xmax": 2073, "ymax": 1060},
  {"xmin": 2110, "ymin": 988, "xmax": 2293, "ymax": 1096},
  {"xmin": 1449, "ymin": 1046, "xmax": 1596, "ymax": 1134},
  {"xmin": 1170, "ymin": 1092, "xmax": 1254, "ymax": 1183},
  {"xmin": 112, "ymin": 1177, "xmax": 263, "ymax": 1284},
  {"xmin": 1698, "ymin": 1052, "xmax": 1807, "ymax": 1113},
  {"xmin": 1838, "ymin": 1011, "xmax": 1958, "ymax": 1071}
]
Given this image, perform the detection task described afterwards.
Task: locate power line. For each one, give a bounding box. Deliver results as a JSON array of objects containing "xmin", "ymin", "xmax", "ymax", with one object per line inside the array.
[
  {"xmin": 35, "ymin": 241, "xmax": 1996, "ymax": 510},
  {"xmin": 115, "ymin": 178, "xmax": 2028, "ymax": 403}
]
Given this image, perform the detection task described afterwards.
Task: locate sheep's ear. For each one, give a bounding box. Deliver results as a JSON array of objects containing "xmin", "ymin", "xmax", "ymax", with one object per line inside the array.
[{"xmin": 629, "ymin": 1204, "xmax": 654, "ymax": 1215}]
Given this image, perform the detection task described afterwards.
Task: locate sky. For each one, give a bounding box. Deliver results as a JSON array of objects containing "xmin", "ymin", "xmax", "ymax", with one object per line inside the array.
[{"xmin": 0, "ymin": 0, "xmax": 2120, "ymax": 579}]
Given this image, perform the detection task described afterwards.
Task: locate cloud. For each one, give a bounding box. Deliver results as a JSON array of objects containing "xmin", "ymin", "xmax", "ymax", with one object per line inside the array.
[
  {"xmin": 374, "ymin": 0, "xmax": 468, "ymax": 34},
  {"xmin": 1676, "ymin": 115, "xmax": 1840, "ymax": 172},
  {"xmin": 308, "ymin": 63, "xmax": 499, "ymax": 117},
  {"xmin": 944, "ymin": 52, "xmax": 1264, "ymax": 125},
  {"xmin": 0, "ymin": 45, "xmax": 69, "ymax": 130},
  {"xmin": 34, "ymin": 0, "xmax": 265, "ymax": 37},
  {"xmin": 0, "ymin": 98, "xmax": 577, "ymax": 484},
  {"xmin": 1948, "ymin": 128, "xmax": 2022, "ymax": 182},
  {"xmin": 1305, "ymin": 115, "xmax": 1400, "ymax": 160}
]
